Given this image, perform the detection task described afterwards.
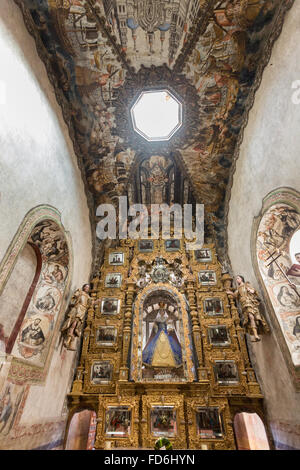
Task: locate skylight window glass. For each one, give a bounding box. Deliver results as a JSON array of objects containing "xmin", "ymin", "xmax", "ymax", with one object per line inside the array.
[{"xmin": 131, "ymin": 90, "xmax": 182, "ymax": 141}]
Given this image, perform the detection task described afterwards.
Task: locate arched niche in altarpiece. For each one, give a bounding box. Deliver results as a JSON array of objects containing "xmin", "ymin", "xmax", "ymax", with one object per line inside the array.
[{"xmin": 130, "ymin": 283, "xmax": 197, "ymax": 383}]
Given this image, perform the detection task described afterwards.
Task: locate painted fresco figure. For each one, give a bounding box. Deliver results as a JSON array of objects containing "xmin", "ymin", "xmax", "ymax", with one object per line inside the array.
[
  {"xmin": 0, "ymin": 324, "xmax": 7, "ymax": 354},
  {"xmin": 293, "ymin": 316, "xmax": 300, "ymax": 340},
  {"xmin": 227, "ymin": 275, "xmax": 270, "ymax": 342},
  {"xmin": 142, "ymin": 302, "xmax": 182, "ymax": 368},
  {"xmin": 287, "ymin": 252, "xmax": 300, "ymax": 277},
  {"xmin": 21, "ymin": 318, "xmax": 45, "ymax": 346},
  {"xmin": 61, "ymin": 284, "xmax": 99, "ymax": 351},
  {"xmin": 0, "ymin": 388, "xmax": 12, "ymax": 433},
  {"xmin": 36, "ymin": 289, "xmax": 56, "ymax": 311},
  {"xmin": 277, "ymin": 286, "xmax": 300, "ymax": 309}
]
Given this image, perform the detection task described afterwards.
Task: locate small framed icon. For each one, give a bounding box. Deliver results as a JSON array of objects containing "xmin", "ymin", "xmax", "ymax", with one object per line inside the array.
[
  {"xmin": 96, "ymin": 326, "xmax": 117, "ymax": 346},
  {"xmin": 208, "ymin": 325, "xmax": 230, "ymax": 346},
  {"xmin": 105, "ymin": 406, "xmax": 131, "ymax": 438},
  {"xmin": 165, "ymin": 239, "xmax": 181, "ymax": 252},
  {"xmin": 203, "ymin": 298, "xmax": 224, "ymax": 316},
  {"xmin": 105, "ymin": 273, "xmax": 122, "ymax": 288},
  {"xmin": 90, "ymin": 361, "xmax": 113, "ymax": 384},
  {"xmin": 139, "ymin": 240, "xmax": 154, "ymax": 252},
  {"xmin": 196, "ymin": 407, "xmax": 224, "ymax": 439},
  {"xmin": 195, "ymin": 249, "xmax": 212, "ymax": 263},
  {"xmin": 199, "ymin": 270, "xmax": 217, "ymax": 285},
  {"xmin": 150, "ymin": 406, "xmax": 177, "ymax": 438},
  {"xmin": 109, "ymin": 252, "xmax": 124, "ymax": 265},
  {"xmin": 101, "ymin": 298, "xmax": 120, "ymax": 315},
  {"xmin": 214, "ymin": 360, "xmax": 239, "ymax": 385}
]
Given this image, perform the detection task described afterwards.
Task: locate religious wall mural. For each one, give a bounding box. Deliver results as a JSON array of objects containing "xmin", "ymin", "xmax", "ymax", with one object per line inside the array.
[
  {"xmin": 0, "ymin": 219, "xmax": 70, "ymax": 368},
  {"xmin": 256, "ymin": 192, "xmax": 300, "ymax": 366},
  {"xmin": 0, "ymin": 383, "xmax": 27, "ymax": 440},
  {"xmin": 139, "ymin": 155, "xmax": 173, "ymax": 206}
]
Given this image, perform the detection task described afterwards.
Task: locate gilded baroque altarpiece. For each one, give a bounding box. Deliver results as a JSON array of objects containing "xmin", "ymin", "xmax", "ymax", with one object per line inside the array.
[{"xmin": 67, "ymin": 235, "xmax": 268, "ymax": 449}]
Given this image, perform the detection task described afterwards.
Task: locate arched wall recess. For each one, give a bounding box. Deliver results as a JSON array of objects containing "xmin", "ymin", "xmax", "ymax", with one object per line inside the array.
[
  {"xmin": 0, "ymin": 205, "xmax": 73, "ymax": 385},
  {"xmin": 65, "ymin": 409, "xmax": 97, "ymax": 450},
  {"xmin": 233, "ymin": 412, "xmax": 270, "ymax": 450},
  {"xmin": 130, "ymin": 283, "xmax": 197, "ymax": 383},
  {"xmin": 251, "ymin": 187, "xmax": 300, "ymax": 390}
]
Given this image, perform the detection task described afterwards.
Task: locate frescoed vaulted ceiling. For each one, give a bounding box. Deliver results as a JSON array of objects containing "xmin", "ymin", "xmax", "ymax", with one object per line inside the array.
[{"xmin": 15, "ymin": 0, "xmax": 293, "ymax": 271}]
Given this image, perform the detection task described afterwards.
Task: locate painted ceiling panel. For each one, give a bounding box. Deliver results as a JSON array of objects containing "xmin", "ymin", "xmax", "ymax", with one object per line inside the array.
[{"xmin": 15, "ymin": 0, "xmax": 294, "ymax": 267}]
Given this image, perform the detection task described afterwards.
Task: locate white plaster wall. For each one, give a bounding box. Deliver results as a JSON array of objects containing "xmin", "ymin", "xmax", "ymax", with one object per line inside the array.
[
  {"xmin": 0, "ymin": 0, "xmax": 92, "ymax": 291},
  {"xmin": 228, "ymin": 3, "xmax": 300, "ymax": 450},
  {"xmin": 0, "ymin": 0, "xmax": 93, "ymax": 449}
]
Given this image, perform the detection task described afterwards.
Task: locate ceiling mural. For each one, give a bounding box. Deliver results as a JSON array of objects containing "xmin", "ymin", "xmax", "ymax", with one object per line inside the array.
[{"xmin": 15, "ymin": 0, "xmax": 293, "ymax": 270}]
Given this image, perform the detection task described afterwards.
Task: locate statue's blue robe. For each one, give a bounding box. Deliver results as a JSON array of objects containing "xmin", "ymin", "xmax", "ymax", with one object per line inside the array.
[{"xmin": 142, "ymin": 321, "xmax": 182, "ymax": 367}]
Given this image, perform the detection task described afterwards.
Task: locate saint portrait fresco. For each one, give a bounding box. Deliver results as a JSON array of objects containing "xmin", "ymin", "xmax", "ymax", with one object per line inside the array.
[
  {"xmin": 35, "ymin": 287, "xmax": 59, "ymax": 312},
  {"xmin": 17, "ymin": 315, "xmax": 50, "ymax": 359},
  {"xmin": 20, "ymin": 318, "xmax": 45, "ymax": 347},
  {"xmin": 150, "ymin": 406, "xmax": 177, "ymax": 438},
  {"xmin": 274, "ymin": 285, "xmax": 300, "ymax": 311},
  {"xmin": 105, "ymin": 406, "xmax": 131, "ymax": 438},
  {"xmin": 0, "ymin": 384, "xmax": 25, "ymax": 437},
  {"xmin": 43, "ymin": 263, "xmax": 66, "ymax": 286}
]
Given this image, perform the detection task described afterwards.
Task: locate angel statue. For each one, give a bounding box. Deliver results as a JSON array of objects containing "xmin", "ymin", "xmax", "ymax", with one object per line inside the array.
[
  {"xmin": 61, "ymin": 283, "xmax": 100, "ymax": 350},
  {"xmin": 227, "ymin": 275, "xmax": 270, "ymax": 342}
]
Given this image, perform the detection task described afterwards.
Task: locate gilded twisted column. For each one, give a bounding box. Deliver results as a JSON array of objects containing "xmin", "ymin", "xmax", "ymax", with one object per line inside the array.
[
  {"xmin": 119, "ymin": 280, "xmax": 135, "ymax": 381},
  {"xmin": 185, "ymin": 276, "xmax": 207, "ymax": 381}
]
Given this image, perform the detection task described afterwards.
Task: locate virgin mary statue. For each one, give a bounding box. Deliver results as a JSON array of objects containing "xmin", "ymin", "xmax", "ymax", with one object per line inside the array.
[{"xmin": 142, "ymin": 303, "xmax": 182, "ymax": 368}]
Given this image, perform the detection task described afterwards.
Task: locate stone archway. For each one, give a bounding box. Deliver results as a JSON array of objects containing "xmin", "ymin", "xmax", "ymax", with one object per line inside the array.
[
  {"xmin": 0, "ymin": 205, "xmax": 73, "ymax": 383},
  {"xmin": 233, "ymin": 412, "xmax": 270, "ymax": 450},
  {"xmin": 65, "ymin": 409, "xmax": 97, "ymax": 450}
]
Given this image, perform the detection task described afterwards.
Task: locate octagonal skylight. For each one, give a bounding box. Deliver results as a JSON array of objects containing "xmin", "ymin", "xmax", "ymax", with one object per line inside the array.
[{"xmin": 131, "ymin": 90, "xmax": 182, "ymax": 142}]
